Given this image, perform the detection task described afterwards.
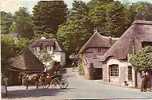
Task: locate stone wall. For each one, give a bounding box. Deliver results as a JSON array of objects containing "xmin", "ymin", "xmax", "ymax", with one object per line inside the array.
[{"xmin": 103, "ymin": 58, "xmax": 135, "ymax": 87}]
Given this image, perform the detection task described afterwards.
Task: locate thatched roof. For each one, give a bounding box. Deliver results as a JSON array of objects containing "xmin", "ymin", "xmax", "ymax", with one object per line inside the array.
[
  {"xmin": 79, "ymin": 31, "xmax": 119, "ymax": 53},
  {"xmin": 9, "ymin": 48, "xmax": 44, "ymax": 71},
  {"xmin": 30, "ymin": 38, "xmax": 63, "ymax": 52},
  {"xmin": 100, "ymin": 20, "xmax": 152, "ymax": 61},
  {"xmin": 31, "ymin": 39, "xmax": 55, "ymax": 48}
]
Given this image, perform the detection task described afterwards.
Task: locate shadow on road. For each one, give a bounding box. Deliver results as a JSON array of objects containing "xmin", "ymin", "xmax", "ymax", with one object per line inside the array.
[{"xmin": 2, "ymin": 88, "xmax": 74, "ymax": 99}]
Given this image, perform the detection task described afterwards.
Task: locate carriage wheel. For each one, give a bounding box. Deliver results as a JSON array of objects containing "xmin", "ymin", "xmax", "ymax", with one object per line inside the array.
[
  {"xmin": 50, "ymin": 78, "xmax": 60, "ymax": 88},
  {"xmin": 59, "ymin": 79, "xmax": 69, "ymax": 89}
]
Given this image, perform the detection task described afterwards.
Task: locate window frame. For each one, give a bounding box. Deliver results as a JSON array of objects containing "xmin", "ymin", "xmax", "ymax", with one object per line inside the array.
[
  {"xmin": 90, "ymin": 63, "xmax": 94, "ymax": 68},
  {"xmin": 128, "ymin": 66, "xmax": 132, "ymax": 81},
  {"xmin": 109, "ymin": 64, "xmax": 119, "ymax": 76},
  {"xmin": 98, "ymin": 48, "xmax": 102, "ymax": 52}
]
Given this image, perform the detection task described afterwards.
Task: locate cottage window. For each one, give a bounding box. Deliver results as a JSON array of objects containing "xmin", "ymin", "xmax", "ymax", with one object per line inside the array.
[
  {"xmin": 50, "ymin": 46, "xmax": 54, "ymax": 53},
  {"xmin": 109, "ymin": 64, "xmax": 119, "ymax": 76},
  {"xmin": 36, "ymin": 47, "xmax": 38, "ymax": 51},
  {"xmin": 142, "ymin": 41, "xmax": 152, "ymax": 48},
  {"xmin": 128, "ymin": 66, "xmax": 132, "ymax": 81},
  {"xmin": 98, "ymin": 48, "xmax": 101, "ymax": 52},
  {"xmin": 90, "ymin": 63, "xmax": 94, "ymax": 68},
  {"xmin": 40, "ymin": 46, "xmax": 43, "ymax": 50}
]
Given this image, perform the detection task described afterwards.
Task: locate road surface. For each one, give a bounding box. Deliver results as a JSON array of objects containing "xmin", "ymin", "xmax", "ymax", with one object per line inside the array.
[{"xmin": 2, "ymin": 68, "xmax": 152, "ymax": 100}]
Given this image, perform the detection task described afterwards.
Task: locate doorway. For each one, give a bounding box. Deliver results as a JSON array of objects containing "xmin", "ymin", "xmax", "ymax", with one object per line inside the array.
[{"xmin": 93, "ymin": 68, "xmax": 103, "ymax": 80}]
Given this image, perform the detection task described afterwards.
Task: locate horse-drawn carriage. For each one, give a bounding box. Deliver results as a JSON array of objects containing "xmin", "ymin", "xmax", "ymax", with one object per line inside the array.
[
  {"xmin": 20, "ymin": 62, "xmax": 69, "ymax": 90},
  {"xmin": 9, "ymin": 49, "xmax": 68, "ymax": 90},
  {"xmin": 20, "ymin": 71, "xmax": 69, "ymax": 90}
]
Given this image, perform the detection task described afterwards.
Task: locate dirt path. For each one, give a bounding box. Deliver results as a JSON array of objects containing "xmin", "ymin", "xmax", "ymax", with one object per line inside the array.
[{"xmin": 2, "ymin": 68, "xmax": 152, "ymax": 99}]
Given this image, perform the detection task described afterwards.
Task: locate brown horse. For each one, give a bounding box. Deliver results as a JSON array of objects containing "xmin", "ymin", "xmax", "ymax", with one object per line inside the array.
[
  {"xmin": 39, "ymin": 73, "xmax": 53, "ymax": 88},
  {"xmin": 21, "ymin": 73, "xmax": 40, "ymax": 90},
  {"xmin": 21, "ymin": 72, "xmax": 53, "ymax": 89}
]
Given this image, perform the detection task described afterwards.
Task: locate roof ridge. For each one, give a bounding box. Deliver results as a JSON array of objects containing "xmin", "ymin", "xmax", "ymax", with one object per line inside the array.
[
  {"xmin": 79, "ymin": 32, "xmax": 115, "ymax": 53},
  {"xmin": 133, "ymin": 20, "xmax": 152, "ymax": 25},
  {"xmin": 79, "ymin": 32, "xmax": 97, "ymax": 53},
  {"xmin": 101, "ymin": 20, "xmax": 152, "ymax": 62}
]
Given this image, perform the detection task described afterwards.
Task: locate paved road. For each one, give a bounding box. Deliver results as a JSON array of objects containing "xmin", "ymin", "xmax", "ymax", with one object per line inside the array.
[{"xmin": 2, "ymin": 68, "xmax": 152, "ymax": 100}]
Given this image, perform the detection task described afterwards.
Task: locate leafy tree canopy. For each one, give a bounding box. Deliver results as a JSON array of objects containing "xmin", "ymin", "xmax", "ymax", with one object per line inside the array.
[
  {"xmin": 32, "ymin": 1, "xmax": 67, "ymax": 37},
  {"xmin": 129, "ymin": 2, "xmax": 152, "ymax": 21},
  {"xmin": 88, "ymin": 1, "xmax": 128, "ymax": 37},
  {"xmin": 1, "ymin": 34, "xmax": 29, "ymax": 72},
  {"xmin": 0, "ymin": 11, "xmax": 13, "ymax": 34},
  {"xmin": 87, "ymin": 0, "xmax": 114, "ymax": 9},
  {"xmin": 57, "ymin": 0, "xmax": 93, "ymax": 55},
  {"xmin": 129, "ymin": 46, "xmax": 152, "ymax": 71},
  {"xmin": 9, "ymin": 7, "xmax": 34, "ymax": 39}
]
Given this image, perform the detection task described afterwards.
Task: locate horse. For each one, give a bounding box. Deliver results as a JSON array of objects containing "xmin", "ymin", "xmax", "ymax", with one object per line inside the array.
[
  {"xmin": 21, "ymin": 73, "xmax": 40, "ymax": 90},
  {"xmin": 39, "ymin": 73, "xmax": 53, "ymax": 88},
  {"xmin": 21, "ymin": 72, "xmax": 53, "ymax": 89}
]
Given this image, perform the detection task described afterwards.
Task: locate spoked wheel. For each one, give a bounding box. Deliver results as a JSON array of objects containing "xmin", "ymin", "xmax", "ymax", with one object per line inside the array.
[
  {"xmin": 45, "ymin": 82, "xmax": 50, "ymax": 88},
  {"xmin": 50, "ymin": 78, "xmax": 60, "ymax": 88},
  {"xmin": 59, "ymin": 79, "xmax": 69, "ymax": 89}
]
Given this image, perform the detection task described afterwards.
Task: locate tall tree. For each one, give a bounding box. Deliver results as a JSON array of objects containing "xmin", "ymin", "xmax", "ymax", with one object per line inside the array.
[
  {"xmin": 57, "ymin": 0, "xmax": 93, "ymax": 55},
  {"xmin": 32, "ymin": 1, "xmax": 67, "ymax": 37},
  {"xmin": 87, "ymin": 0, "xmax": 114, "ymax": 9},
  {"xmin": 9, "ymin": 7, "xmax": 34, "ymax": 39},
  {"xmin": 129, "ymin": 2, "xmax": 152, "ymax": 21},
  {"xmin": 0, "ymin": 11, "xmax": 13, "ymax": 34},
  {"xmin": 88, "ymin": 0, "xmax": 128, "ymax": 37}
]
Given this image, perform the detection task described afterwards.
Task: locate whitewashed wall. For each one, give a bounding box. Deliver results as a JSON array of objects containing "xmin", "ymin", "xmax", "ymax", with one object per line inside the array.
[
  {"xmin": 32, "ymin": 46, "xmax": 66, "ymax": 67},
  {"xmin": 52, "ymin": 52, "xmax": 66, "ymax": 66},
  {"xmin": 103, "ymin": 58, "xmax": 135, "ymax": 87}
]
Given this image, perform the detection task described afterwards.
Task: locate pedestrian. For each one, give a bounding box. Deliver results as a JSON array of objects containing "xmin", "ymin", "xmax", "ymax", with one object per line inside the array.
[
  {"xmin": 146, "ymin": 71, "xmax": 151, "ymax": 91},
  {"xmin": 3, "ymin": 76, "xmax": 8, "ymax": 96},
  {"xmin": 26, "ymin": 74, "xmax": 29, "ymax": 90},
  {"xmin": 141, "ymin": 71, "xmax": 147, "ymax": 92}
]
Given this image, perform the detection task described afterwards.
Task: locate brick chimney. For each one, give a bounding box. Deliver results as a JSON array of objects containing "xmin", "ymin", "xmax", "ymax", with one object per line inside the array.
[{"xmin": 109, "ymin": 36, "xmax": 112, "ymax": 45}]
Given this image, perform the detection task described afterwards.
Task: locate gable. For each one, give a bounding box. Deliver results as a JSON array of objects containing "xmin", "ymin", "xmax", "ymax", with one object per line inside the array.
[
  {"xmin": 101, "ymin": 20, "xmax": 152, "ymax": 62},
  {"xmin": 79, "ymin": 32, "xmax": 119, "ymax": 53}
]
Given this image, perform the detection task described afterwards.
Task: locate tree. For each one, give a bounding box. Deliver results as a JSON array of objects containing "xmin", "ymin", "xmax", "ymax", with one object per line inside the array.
[
  {"xmin": 0, "ymin": 11, "xmax": 13, "ymax": 34},
  {"xmin": 1, "ymin": 34, "xmax": 29, "ymax": 73},
  {"xmin": 57, "ymin": 1, "xmax": 93, "ymax": 55},
  {"xmin": 88, "ymin": 0, "xmax": 128, "ymax": 37},
  {"xmin": 129, "ymin": 46, "xmax": 152, "ymax": 71},
  {"xmin": 9, "ymin": 7, "xmax": 34, "ymax": 39},
  {"xmin": 129, "ymin": 2, "xmax": 152, "ymax": 21},
  {"xmin": 87, "ymin": 0, "xmax": 114, "ymax": 9},
  {"xmin": 32, "ymin": 1, "xmax": 67, "ymax": 37}
]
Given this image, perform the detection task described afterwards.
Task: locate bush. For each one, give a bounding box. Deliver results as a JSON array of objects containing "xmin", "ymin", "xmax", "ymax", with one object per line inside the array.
[
  {"xmin": 129, "ymin": 46, "xmax": 152, "ymax": 71},
  {"xmin": 78, "ymin": 63, "xmax": 84, "ymax": 75}
]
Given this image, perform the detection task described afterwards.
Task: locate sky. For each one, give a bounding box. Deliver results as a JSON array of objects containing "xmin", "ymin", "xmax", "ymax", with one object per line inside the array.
[{"xmin": 0, "ymin": 0, "xmax": 152, "ymax": 14}]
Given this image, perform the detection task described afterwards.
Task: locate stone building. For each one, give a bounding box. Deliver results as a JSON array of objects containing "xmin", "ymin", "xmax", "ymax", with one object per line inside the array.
[
  {"xmin": 79, "ymin": 20, "xmax": 152, "ymax": 88},
  {"xmin": 79, "ymin": 31, "xmax": 119, "ymax": 80},
  {"xmin": 8, "ymin": 48, "xmax": 44, "ymax": 85},
  {"xmin": 30, "ymin": 37, "xmax": 66, "ymax": 68},
  {"xmin": 100, "ymin": 20, "xmax": 152, "ymax": 88}
]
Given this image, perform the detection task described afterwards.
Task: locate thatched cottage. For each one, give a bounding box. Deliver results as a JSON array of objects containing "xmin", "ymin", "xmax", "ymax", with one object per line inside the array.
[
  {"xmin": 8, "ymin": 48, "xmax": 44, "ymax": 85},
  {"xmin": 79, "ymin": 20, "xmax": 152, "ymax": 88},
  {"xmin": 79, "ymin": 31, "xmax": 119, "ymax": 80},
  {"xmin": 100, "ymin": 20, "xmax": 152, "ymax": 88},
  {"xmin": 30, "ymin": 37, "xmax": 66, "ymax": 67}
]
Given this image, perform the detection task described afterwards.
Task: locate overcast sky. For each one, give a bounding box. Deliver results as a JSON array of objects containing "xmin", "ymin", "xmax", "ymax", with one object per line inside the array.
[{"xmin": 0, "ymin": 0, "xmax": 152, "ymax": 14}]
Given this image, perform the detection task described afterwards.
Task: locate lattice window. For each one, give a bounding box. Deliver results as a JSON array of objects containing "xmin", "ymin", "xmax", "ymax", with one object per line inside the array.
[
  {"xmin": 109, "ymin": 64, "xmax": 119, "ymax": 76},
  {"xmin": 98, "ymin": 48, "xmax": 101, "ymax": 52},
  {"xmin": 128, "ymin": 66, "xmax": 132, "ymax": 81}
]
